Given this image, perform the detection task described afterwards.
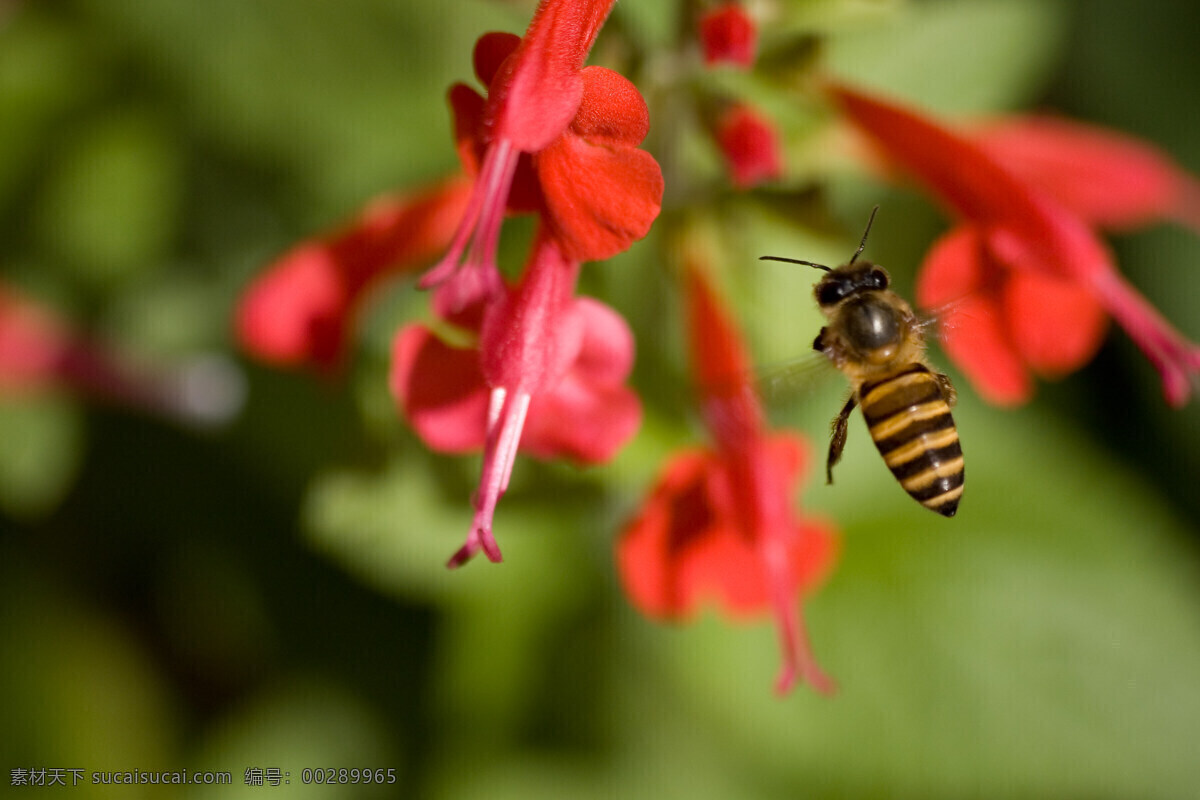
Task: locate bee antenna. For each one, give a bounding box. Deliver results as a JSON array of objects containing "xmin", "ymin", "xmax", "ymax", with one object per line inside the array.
[
  {"xmin": 848, "ymin": 205, "xmax": 880, "ymax": 265},
  {"xmin": 758, "ymin": 255, "xmax": 832, "ymax": 272}
]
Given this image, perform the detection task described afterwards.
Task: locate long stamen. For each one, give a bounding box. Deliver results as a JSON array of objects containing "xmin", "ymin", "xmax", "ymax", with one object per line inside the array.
[
  {"xmin": 761, "ymin": 523, "xmax": 835, "ymax": 695},
  {"xmin": 468, "ymin": 139, "xmax": 519, "ymax": 278},
  {"xmin": 446, "ymin": 387, "xmax": 532, "ymax": 568},
  {"xmin": 419, "ymin": 139, "xmax": 519, "ymax": 293}
]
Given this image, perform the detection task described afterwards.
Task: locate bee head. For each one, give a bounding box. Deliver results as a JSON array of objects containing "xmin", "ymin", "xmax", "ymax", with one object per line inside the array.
[
  {"xmin": 758, "ymin": 205, "xmax": 889, "ymax": 308},
  {"xmin": 813, "ymin": 262, "xmax": 890, "ymax": 308}
]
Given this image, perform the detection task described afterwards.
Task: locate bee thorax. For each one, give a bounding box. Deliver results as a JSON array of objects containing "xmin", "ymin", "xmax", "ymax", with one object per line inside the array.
[{"xmin": 840, "ymin": 296, "xmax": 901, "ymax": 352}]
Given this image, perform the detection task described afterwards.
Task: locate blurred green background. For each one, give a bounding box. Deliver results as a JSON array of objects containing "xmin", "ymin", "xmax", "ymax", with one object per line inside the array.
[{"xmin": 1, "ymin": 0, "xmax": 1198, "ymax": 797}]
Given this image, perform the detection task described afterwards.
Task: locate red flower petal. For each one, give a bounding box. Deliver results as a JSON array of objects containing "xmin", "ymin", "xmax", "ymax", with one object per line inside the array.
[
  {"xmin": 975, "ymin": 115, "xmax": 1200, "ymax": 231},
  {"xmin": 472, "ymin": 31, "xmax": 521, "ymax": 88},
  {"xmin": 914, "ymin": 224, "xmax": 986, "ymax": 309},
  {"xmin": 1003, "ymin": 269, "xmax": 1108, "ymax": 375},
  {"xmin": 487, "ymin": 0, "xmax": 617, "ymax": 151},
  {"xmin": 941, "ymin": 296, "xmax": 1032, "ymax": 408},
  {"xmin": 617, "ymin": 449, "xmax": 718, "ymax": 617},
  {"xmin": 917, "ymin": 228, "xmax": 1032, "ymax": 406},
  {"xmin": 569, "ymin": 67, "xmax": 651, "ymax": 148},
  {"xmin": 534, "ymin": 68, "xmax": 663, "ymax": 262},
  {"xmin": 449, "ymin": 84, "xmax": 487, "ymax": 176},
  {"xmin": 523, "ymin": 375, "xmax": 641, "ymax": 463},
  {"xmin": 238, "ymin": 176, "xmax": 472, "ymax": 371},
  {"xmin": 829, "ymin": 83, "xmax": 1114, "ymax": 279},
  {"xmin": 389, "ymin": 324, "xmax": 488, "ymax": 453},
  {"xmin": 235, "ymin": 242, "xmax": 350, "ymax": 370},
  {"xmin": 829, "ymin": 83, "xmax": 1029, "ymax": 224},
  {"xmin": 520, "ymin": 297, "xmax": 640, "ymax": 462},
  {"xmin": 537, "ymin": 134, "xmax": 664, "ymax": 262},
  {"xmin": 568, "ymin": 296, "xmax": 635, "ymax": 385},
  {"xmin": 616, "ymin": 435, "xmax": 835, "ymax": 618},
  {"xmin": 698, "ymin": 3, "xmax": 758, "ymax": 69}
]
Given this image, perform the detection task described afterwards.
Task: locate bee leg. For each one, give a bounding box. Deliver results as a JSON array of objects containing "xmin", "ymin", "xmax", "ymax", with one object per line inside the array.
[
  {"xmin": 826, "ymin": 395, "xmax": 858, "ymax": 485},
  {"xmin": 812, "ymin": 326, "xmax": 829, "ymax": 353},
  {"xmin": 935, "ymin": 372, "xmax": 958, "ymax": 407}
]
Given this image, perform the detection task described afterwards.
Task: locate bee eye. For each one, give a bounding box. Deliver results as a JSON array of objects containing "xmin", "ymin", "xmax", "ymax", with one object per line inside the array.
[
  {"xmin": 868, "ymin": 268, "xmax": 889, "ymax": 289},
  {"xmin": 817, "ymin": 282, "xmax": 845, "ymax": 306}
]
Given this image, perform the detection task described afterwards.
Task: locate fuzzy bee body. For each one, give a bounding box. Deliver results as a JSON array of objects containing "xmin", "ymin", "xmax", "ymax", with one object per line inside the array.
[{"xmin": 761, "ymin": 208, "xmax": 964, "ymax": 517}]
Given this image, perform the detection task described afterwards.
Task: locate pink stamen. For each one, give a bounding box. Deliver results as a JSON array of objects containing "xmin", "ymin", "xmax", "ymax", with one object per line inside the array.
[
  {"xmin": 446, "ymin": 387, "xmax": 532, "ymax": 568},
  {"xmin": 468, "ymin": 139, "xmax": 519, "ymax": 274},
  {"xmin": 761, "ymin": 521, "xmax": 835, "ymax": 696},
  {"xmin": 419, "ymin": 138, "xmax": 519, "ymax": 294}
]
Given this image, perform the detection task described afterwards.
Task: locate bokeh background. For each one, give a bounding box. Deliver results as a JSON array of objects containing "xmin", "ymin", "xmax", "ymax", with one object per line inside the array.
[{"xmin": 2, "ymin": 0, "xmax": 1198, "ymax": 797}]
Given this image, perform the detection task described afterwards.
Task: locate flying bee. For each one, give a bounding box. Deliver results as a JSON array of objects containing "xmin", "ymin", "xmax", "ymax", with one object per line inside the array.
[{"xmin": 760, "ymin": 207, "xmax": 964, "ymax": 516}]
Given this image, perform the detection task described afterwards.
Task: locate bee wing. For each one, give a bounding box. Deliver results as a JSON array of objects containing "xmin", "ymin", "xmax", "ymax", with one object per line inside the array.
[
  {"xmin": 916, "ymin": 293, "xmax": 982, "ymax": 343},
  {"xmin": 755, "ymin": 351, "xmax": 840, "ymax": 407}
]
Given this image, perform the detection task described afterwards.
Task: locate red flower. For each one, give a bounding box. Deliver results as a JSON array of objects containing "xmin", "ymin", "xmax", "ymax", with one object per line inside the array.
[
  {"xmin": 236, "ymin": 0, "xmax": 663, "ymax": 372},
  {"xmin": 236, "ymin": 176, "xmax": 472, "ymax": 371},
  {"xmin": 714, "ymin": 103, "xmax": 784, "ymax": 189},
  {"xmin": 391, "ymin": 0, "xmax": 660, "ymax": 565},
  {"xmin": 237, "ymin": 0, "xmax": 661, "ymax": 566},
  {"xmin": 617, "ymin": 262, "xmax": 837, "ymax": 695},
  {"xmin": 698, "ymin": 3, "xmax": 758, "ymax": 69},
  {"xmin": 973, "ymin": 115, "xmax": 1200, "ymax": 232},
  {"xmin": 829, "ymin": 83, "xmax": 1200, "ymax": 407},
  {"xmin": 0, "ymin": 284, "xmax": 239, "ymax": 423},
  {"xmin": 392, "ymin": 231, "xmax": 641, "ymax": 566},
  {"xmin": 420, "ymin": 0, "xmax": 663, "ymax": 303}
]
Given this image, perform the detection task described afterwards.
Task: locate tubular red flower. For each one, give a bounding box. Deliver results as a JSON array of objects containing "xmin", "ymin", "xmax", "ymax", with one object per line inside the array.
[
  {"xmin": 487, "ymin": 0, "xmax": 615, "ymax": 151},
  {"xmin": 422, "ymin": 0, "xmax": 661, "ymax": 293},
  {"xmin": 829, "ymin": 82, "xmax": 1200, "ymax": 406},
  {"xmin": 714, "ymin": 103, "xmax": 784, "ymax": 189},
  {"xmin": 698, "ymin": 3, "xmax": 758, "ymax": 69},
  {"xmin": 617, "ymin": 262, "xmax": 837, "ymax": 695},
  {"xmin": 236, "ymin": 176, "xmax": 472, "ymax": 371},
  {"xmin": 391, "ymin": 232, "xmax": 641, "ymax": 567},
  {"xmin": 973, "ymin": 115, "xmax": 1200, "ymax": 231},
  {"xmin": 245, "ymin": 0, "xmax": 657, "ymax": 568}
]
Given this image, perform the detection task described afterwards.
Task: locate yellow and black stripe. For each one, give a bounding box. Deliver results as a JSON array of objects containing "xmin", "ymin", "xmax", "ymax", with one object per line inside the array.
[{"xmin": 859, "ymin": 364, "xmax": 964, "ymax": 516}]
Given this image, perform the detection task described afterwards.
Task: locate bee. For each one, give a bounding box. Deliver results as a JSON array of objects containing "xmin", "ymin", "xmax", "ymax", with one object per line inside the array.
[{"xmin": 760, "ymin": 208, "xmax": 964, "ymax": 516}]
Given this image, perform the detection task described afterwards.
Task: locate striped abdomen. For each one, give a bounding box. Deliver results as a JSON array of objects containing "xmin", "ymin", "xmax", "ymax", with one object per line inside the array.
[{"xmin": 859, "ymin": 364, "xmax": 964, "ymax": 516}]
